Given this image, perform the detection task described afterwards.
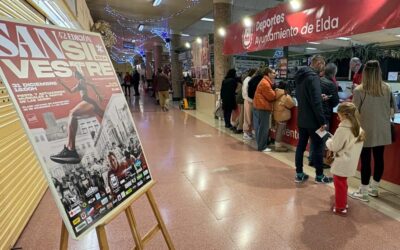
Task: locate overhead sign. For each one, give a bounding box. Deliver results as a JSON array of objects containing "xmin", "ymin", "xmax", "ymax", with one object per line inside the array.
[
  {"xmin": 123, "ymin": 41, "xmax": 135, "ymax": 49},
  {"xmin": 224, "ymin": 0, "xmax": 400, "ymax": 54},
  {"xmin": 0, "ymin": 17, "xmax": 152, "ymax": 239}
]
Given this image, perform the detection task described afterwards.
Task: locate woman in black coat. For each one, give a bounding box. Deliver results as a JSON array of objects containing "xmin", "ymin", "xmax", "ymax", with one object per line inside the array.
[{"xmin": 220, "ymin": 69, "xmax": 238, "ymax": 128}]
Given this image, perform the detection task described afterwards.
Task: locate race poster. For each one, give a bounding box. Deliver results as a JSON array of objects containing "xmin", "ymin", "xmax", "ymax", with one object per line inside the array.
[{"xmin": 0, "ymin": 18, "xmax": 152, "ymax": 238}]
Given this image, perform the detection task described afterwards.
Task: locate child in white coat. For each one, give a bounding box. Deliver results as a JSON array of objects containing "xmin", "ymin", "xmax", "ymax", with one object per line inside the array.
[{"xmin": 326, "ymin": 102, "xmax": 365, "ymax": 216}]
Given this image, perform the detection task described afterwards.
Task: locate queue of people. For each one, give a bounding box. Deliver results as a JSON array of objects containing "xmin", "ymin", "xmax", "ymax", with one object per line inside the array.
[
  {"xmin": 116, "ymin": 70, "xmax": 141, "ymax": 97},
  {"xmin": 219, "ymin": 55, "xmax": 397, "ymax": 216},
  {"xmin": 117, "ymin": 66, "xmax": 172, "ymax": 112}
]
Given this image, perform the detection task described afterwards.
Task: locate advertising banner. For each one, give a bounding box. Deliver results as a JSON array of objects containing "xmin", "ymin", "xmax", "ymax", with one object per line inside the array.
[
  {"xmin": 224, "ymin": 0, "xmax": 400, "ymax": 55},
  {"xmin": 191, "ymin": 37, "xmax": 213, "ymax": 93},
  {"xmin": 0, "ymin": 18, "xmax": 152, "ymax": 239}
]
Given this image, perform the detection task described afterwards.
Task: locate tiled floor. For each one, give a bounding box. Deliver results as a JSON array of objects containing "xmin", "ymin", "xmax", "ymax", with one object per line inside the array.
[{"xmin": 15, "ymin": 93, "xmax": 400, "ymax": 249}]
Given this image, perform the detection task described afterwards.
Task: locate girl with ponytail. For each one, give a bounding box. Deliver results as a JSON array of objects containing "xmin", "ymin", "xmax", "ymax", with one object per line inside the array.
[{"xmin": 325, "ymin": 102, "xmax": 365, "ymax": 216}]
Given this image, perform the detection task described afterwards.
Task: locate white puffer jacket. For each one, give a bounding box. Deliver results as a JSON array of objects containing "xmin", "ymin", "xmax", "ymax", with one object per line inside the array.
[{"xmin": 326, "ymin": 119, "xmax": 364, "ymax": 177}]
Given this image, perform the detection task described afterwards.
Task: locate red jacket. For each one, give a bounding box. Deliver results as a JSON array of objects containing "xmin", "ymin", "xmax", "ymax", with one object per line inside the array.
[
  {"xmin": 253, "ymin": 76, "xmax": 276, "ymax": 111},
  {"xmin": 353, "ymin": 65, "xmax": 363, "ymax": 85}
]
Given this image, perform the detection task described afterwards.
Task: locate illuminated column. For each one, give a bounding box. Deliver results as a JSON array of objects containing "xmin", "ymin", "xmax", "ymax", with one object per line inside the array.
[
  {"xmin": 170, "ymin": 33, "xmax": 182, "ymax": 100},
  {"xmin": 153, "ymin": 43, "xmax": 163, "ymax": 72},
  {"xmin": 213, "ymin": 0, "xmax": 232, "ymax": 93}
]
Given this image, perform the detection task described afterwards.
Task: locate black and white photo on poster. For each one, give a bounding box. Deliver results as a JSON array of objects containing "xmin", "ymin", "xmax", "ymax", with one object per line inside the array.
[{"xmin": 35, "ymin": 94, "xmax": 151, "ymax": 235}]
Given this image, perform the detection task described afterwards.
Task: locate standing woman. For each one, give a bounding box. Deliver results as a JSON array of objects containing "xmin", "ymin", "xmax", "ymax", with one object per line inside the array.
[
  {"xmin": 253, "ymin": 67, "xmax": 276, "ymax": 152},
  {"xmin": 221, "ymin": 69, "xmax": 239, "ymax": 128},
  {"xmin": 242, "ymin": 68, "xmax": 257, "ymax": 139},
  {"xmin": 350, "ymin": 60, "xmax": 398, "ymax": 202}
]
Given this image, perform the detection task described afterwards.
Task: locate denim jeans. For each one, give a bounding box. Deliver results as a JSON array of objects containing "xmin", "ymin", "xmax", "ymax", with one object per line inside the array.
[
  {"xmin": 253, "ymin": 109, "xmax": 271, "ymax": 151},
  {"xmin": 253, "ymin": 109, "xmax": 259, "ymax": 134},
  {"xmin": 295, "ymin": 127, "xmax": 324, "ymax": 176}
]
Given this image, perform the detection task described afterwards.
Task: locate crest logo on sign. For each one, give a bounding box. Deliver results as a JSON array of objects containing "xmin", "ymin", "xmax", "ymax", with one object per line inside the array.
[{"xmin": 242, "ymin": 25, "xmax": 253, "ymax": 49}]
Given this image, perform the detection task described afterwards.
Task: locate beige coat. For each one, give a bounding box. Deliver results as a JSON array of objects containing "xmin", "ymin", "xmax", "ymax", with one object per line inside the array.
[
  {"xmin": 326, "ymin": 120, "xmax": 364, "ymax": 177},
  {"xmin": 273, "ymin": 89, "xmax": 295, "ymax": 122},
  {"xmin": 353, "ymin": 84, "xmax": 396, "ymax": 147}
]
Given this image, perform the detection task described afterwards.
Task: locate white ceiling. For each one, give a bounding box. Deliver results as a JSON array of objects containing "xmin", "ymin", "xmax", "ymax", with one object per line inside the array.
[{"xmin": 181, "ymin": 0, "xmax": 284, "ymax": 38}]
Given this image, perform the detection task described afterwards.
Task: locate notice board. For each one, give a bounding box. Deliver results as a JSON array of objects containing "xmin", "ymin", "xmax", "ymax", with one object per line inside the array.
[{"xmin": 0, "ymin": 17, "xmax": 152, "ymax": 239}]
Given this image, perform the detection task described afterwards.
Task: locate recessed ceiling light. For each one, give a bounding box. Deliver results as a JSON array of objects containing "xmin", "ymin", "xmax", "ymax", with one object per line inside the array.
[
  {"xmin": 138, "ymin": 24, "xmax": 144, "ymax": 31},
  {"xmin": 243, "ymin": 17, "xmax": 252, "ymax": 27},
  {"xmin": 185, "ymin": 42, "xmax": 191, "ymax": 48},
  {"xmin": 196, "ymin": 37, "xmax": 202, "ymax": 44},
  {"xmin": 305, "ymin": 47, "xmax": 317, "ymax": 50},
  {"xmin": 290, "ymin": 0, "xmax": 301, "ymax": 11},
  {"xmin": 308, "ymin": 42, "xmax": 320, "ymax": 44},
  {"xmin": 336, "ymin": 37, "xmax": 351, "ymax": 41},
  {"xmin": 181, "ymin": 33, "xmax": 190, "ymax": 37},
  {"xmin": 218, "ymin": 27, "xmax": 226, "ymax": 37},
  {"xmin": 153, "ymin": 0, "xmax": 162, "ymax": 7},
  {"xmin": 395, "ymin": 35, "xmax": 400, "ymax": 37},
  {"xmin": 201, "ymin": 17, "xmax": 214, "ymax": 22}
]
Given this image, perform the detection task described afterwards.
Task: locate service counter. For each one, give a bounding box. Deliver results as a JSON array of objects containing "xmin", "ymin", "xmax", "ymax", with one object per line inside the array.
[
  {"xmin": 195, "ymin": 91, "xmax": 216, "ymax": 116},
  {"xmin": 271, "ymin": 106, "xmax": 400, "ymax": 187}
]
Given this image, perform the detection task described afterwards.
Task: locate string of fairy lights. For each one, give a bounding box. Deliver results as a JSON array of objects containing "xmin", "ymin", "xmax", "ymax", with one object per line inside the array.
[
  {"xmin": 104, "ymin": 0, "xmax": 200, "ymax": 64},
  {"xmin": 104, "ymin": 1, "xmax": 200, "ymax": 23}
]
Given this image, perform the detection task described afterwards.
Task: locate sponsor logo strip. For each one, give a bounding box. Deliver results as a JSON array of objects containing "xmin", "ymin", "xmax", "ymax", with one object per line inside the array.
[{"xmin": 75, "ymin": 221, "xmax": 88, "ymax": 233}]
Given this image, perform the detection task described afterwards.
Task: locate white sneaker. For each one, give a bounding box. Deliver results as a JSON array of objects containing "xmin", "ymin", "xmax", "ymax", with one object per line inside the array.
[
  {"xmin": 368, "ymin": 187, "xmax": 379, "ymax": 197},
  {"xmin": 262, "ymin": 148, "xmax": 272, "ymax": 152},
  {"xmin": 349, "ymin": 189, "xmax": 369, "ymax": 202},
  {"xmin": 243, "ymin": 133, "xmax": 252, "ymax": 140}
]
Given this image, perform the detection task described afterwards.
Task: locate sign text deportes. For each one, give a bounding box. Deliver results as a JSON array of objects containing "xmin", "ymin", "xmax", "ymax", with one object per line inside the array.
[
  {"xmin": 254, "ymin": 15, "xmax": 339, "ymax": 46},
  {"xmin": 0, "ymin": 23, "xmax": 113, "ymax": 79},
  {"xmin": 256, "ymin": 13, "xmax": 285, "ymax": 32}
]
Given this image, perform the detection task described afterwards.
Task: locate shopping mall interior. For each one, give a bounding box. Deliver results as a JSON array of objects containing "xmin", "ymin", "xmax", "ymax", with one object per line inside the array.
[{"xmin": 1, "ymin": 0, "xmax": 400, "ymax": 249}]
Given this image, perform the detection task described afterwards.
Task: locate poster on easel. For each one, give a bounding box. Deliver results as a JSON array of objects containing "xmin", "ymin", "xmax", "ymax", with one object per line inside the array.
[{"xmin": 0, "ymin": 17, "xmax": 153, "ymax": 239}]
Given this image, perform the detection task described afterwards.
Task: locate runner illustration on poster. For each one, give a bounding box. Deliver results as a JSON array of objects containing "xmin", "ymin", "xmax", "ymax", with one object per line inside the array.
[{"xmin": 51, "ymin": 70, "xmax": 105, "ymax": 164}]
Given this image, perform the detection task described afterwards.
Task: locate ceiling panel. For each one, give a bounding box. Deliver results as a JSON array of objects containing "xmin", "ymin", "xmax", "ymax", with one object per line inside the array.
[{"xmin": 86, "ymin": 0, "xmax": 212, "ymax": 33}]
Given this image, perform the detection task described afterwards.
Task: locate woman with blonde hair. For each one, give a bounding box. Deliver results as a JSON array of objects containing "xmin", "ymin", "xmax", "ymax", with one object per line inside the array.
[
  {"xmin": 326, "ymin": 102, "xmax": 364, "ymax": 216},
  {"xmin": 350, "ymin": 60, "xmax": 397, "ymax": 202}
]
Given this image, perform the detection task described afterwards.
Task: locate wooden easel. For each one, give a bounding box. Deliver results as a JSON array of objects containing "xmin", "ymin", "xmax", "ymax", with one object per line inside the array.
[{"xmin": 60, "ymin": 181, "xmax": 174, "ymax": 250}]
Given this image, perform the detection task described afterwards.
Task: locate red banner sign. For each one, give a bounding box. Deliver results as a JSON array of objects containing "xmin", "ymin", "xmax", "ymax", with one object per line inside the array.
[{"xmin": 224, "ymin": 0, "xmax": 400, "ymax": 55}]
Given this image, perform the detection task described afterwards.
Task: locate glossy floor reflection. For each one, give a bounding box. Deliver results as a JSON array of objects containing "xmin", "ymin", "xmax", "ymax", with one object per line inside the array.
[{"xmin": 16, "ymin": 93, "xmax": 400, "ymax": 249}]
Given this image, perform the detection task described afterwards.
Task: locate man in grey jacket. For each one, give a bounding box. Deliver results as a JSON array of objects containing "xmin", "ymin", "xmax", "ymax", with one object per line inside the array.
[{"xmin": 294, "ymin": 55, "xmax": 333, "ymax": 184}]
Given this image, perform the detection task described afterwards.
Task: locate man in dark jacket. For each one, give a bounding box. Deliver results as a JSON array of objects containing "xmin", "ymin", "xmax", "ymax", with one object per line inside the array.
[
  {"xmin": 132, "ymin": 70, "xmax": 140, "ymax": 96},
  {"xmin": 320, "ymin": 64, "xmax": 340, "ymax": 123},
  {"xmin": 294, "ymin": 55, "xmax": 332, "ymax": 184},
  {"xmin": 308, "ymin": 63, "xmax": 340, "ymax": 165},
  {"xmin": 157, "ymin": 68, "xmax": 171, "ymax": 111}
]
